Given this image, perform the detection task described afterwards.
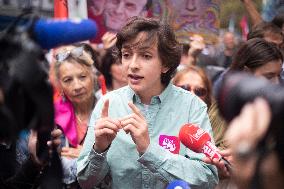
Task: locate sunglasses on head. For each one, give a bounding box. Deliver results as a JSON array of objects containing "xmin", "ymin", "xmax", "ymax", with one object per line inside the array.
[
  {"xmin": 55, "ymin": 46, "xmax": 84, "ymax": 62},
  {"xmin": 178, "ymin": 84, "xmax": 207, "ymax": 97}
]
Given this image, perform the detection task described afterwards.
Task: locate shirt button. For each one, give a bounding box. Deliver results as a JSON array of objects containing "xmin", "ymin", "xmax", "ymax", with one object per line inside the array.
[
  {"xmin": 143, "ymin": 175, "xmax": 150, "ymax": 180},
  {"xmin": 143, "ymin": 184, "xmax": 149, "ymax": 188}
]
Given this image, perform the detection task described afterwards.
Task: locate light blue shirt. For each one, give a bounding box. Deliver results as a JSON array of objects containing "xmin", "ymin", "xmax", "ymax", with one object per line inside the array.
[{"xmin": 77, "ymin": 83, "xmax": 218, "ymax": 189}]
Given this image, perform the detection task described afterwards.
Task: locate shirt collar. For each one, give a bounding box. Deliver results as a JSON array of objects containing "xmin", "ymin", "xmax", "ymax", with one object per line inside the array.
[
  {"xmin": 158, "ymin": 82, "xmax": 173, "ymax": 103},
  {"xmin": 126, "ymin": 83, "xmax": 173, "ymax": 105}
]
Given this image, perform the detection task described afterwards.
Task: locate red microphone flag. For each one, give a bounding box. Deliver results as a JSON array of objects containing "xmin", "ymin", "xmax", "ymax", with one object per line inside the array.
[{"xmin": 179, "ymin": 123, "xmax": 221, "ymax": 160}]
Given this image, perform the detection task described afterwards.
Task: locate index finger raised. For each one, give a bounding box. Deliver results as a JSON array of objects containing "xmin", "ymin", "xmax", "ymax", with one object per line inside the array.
[
  {"xmin": 101, "ymin": 99, "xmax": 109, "ymax": 118},
  {"xmin": 128, "ymin": 102, "xmax": 144, "ymax": 119}
]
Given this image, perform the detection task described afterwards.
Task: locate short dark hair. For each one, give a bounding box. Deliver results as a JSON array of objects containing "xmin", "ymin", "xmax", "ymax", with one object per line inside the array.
[
  {"xmin": 99, "ymin": 47, "xmax": 117, "ymax": 89},
  {"xmin": 116, "ymin": 16, "xmax": 181, "ymax": 86},
  {"xmin": 144, "ymin": 0, "xmax": 152, "ymax": 11},
  {"xmin": 181, "ymin": 43, "xmax": 190, "ymax": 56},
  {"xmin": 248, "ymin": 22, "xmax": 283, "ymax": 40},
  {"xmin": 230, "ymin": 38, "xmax": 283, "ymax": 71},
  {"xmin": 272, "ymin": 13, "xmax": 284, "ymax": 29}
]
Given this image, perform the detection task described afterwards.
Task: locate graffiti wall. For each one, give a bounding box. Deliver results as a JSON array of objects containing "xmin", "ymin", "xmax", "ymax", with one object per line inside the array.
[
  {"xmin": 152, "ymin": 0, "xmax": 220, "ymax": 44},
  {"xmin": 87, "ymin": 0, "xmax": 220, "ymax": 44}
]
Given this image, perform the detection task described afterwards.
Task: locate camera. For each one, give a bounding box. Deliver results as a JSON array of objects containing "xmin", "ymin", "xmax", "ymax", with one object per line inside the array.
[
  {"xmin": 0, "ymin": 15, "xmax": 54, "ymax": 159},
  {"xmin": 216, "ymin": 72, "xmax": 284, "ymax": 125},
  {"xmin": 0, "ymin": 13, "xmax": 64, "ymax": 189},
  {"xmin": 216, "ymin": 72, "xmax": 284, "ymax": 144}
]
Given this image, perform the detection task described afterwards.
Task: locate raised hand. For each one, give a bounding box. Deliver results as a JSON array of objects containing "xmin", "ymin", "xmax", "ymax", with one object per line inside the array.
[
  {"xmin": 28, "ymin": 130, "xmax": 42, "ymax": 165},
  {"xmin": 203, "ymin": 148, "xmax": 233, "ymax": 179},
  {"xmin": 102, "ymin": 32, "xmax": 117, "ymax": 50},
  {"xmin": 121, "ymin": 102, "xmax": 150, "ymax": 154},
  {"xmin": 93, "ymin": 99, "xmax": 121, "ymax": 153},
  {"xmin": 188, "ymin": 34, "xmax": 205, "ymax": 57},
  {"xmin": 224, "ymin": 98, "xmax": 271, "ymax": 184},
  {"xmin": 28, "ymin": 129, "xmax": 62, "ymax": 165},
  {"xmin": 225, "ymin": 98, "xmax": 271, "ymax": 162}
]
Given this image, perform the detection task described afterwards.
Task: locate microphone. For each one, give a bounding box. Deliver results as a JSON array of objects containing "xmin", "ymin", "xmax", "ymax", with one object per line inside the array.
[
  {"xmin": 167, "ymin": 180, "xmax": 191, "ymax": 189},
  {"xmin": 33, "ymin": 18, "xmax": 98, "ymax": 50},
  {"xmin": 179, "ymin": 123, "xmax": 232, "ymax": 169}
]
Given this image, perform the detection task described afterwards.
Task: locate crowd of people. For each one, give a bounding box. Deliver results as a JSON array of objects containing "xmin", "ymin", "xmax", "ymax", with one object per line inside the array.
[{"xmin": 1, "ymin": 0, "xmax": 284, "ymax": 189}]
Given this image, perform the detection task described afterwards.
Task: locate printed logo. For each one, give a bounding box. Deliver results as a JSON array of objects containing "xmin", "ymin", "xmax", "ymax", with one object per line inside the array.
[
  {"xmin": 159, "ymin": 135, "xmax": 180, "ymax": 154},
  {"xmin": 192, "ymin": 128, "xmax": 206, "ymax": 141},
  {"xmin": 202, "ymin": 141, "xmax": 221, "ymax": 160}
]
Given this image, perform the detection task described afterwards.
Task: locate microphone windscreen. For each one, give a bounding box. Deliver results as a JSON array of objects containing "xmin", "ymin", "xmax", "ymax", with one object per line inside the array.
[
  {"xmin": 167, "ymin": 180, "xmax": 191, "ymax": 189},
  {"xmin": 33, "ymin": 19, "xmax": 98, "ymax": 50},
  {"xmin": 179, "ymin": 123, "xmax": 211, "ymax": 152}
]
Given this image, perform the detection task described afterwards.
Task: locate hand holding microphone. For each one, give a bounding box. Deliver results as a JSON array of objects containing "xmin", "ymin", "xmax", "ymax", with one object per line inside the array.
[
  {"xmin": 179, "ymin": 124, "xmax": 232, "ymax": 175},
  {"xmin": 203, "ymin": 149, "xmax": 233, "ymax": 179}
]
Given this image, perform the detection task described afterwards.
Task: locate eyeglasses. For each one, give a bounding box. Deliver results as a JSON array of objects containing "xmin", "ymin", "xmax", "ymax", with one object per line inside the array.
[
  {"xmin": 55, "ymin": 46, "xmax": 84, "ymax": 62},
  {"xmin": 178, "ymin": 84, "xmax": 207, "ymax": 97}
]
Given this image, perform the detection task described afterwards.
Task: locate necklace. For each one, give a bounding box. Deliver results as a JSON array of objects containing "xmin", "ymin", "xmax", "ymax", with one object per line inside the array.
[{"xmin": 76, "ymin": 114, "xmax": 85, "ymax": 124}]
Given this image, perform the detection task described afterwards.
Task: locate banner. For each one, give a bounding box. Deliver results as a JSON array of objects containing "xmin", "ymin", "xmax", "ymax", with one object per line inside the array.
[
  {"xmin": 87, "ymin": 0, "xmax": 220, "ymax": 44},
  {"xmin": 87, "ymin": 0, "xmax": 151, "ymax": 43},
  {"xmin": 152, "ymin": 0, "xmax": 220, "ymax": 44},
  {"xmin": 54, "ymin": 0, "xmax": 68, "ymax": 18},
  {"xmin": 239, "ymin": 16, "xmax": 249, "ymax": 41},
  {"xmin": 68, "ymin": 0, "xmax": 88, "ymax": 19}
]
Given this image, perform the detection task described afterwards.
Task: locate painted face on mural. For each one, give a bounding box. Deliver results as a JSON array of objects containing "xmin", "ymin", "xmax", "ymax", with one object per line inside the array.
[
  {"xmin": 169, "ymin": 0, "xmax": 208, "ymax": 19},
  {"xmin": 165, "ymin": 0, "xmax": 218, "ymax": 44},
  {"xmin": 103, "ymin": 0, "xmax": 148, "ymax": 32},
  {"xmin": 89, "ymin": 0, "xmax": 106, "ymax": 16}
]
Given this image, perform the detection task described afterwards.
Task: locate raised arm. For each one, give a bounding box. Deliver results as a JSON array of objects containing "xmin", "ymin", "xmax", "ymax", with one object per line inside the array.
[
  {"xmin": 77, "ymin": 99, "xmax": 121, "ymax": 189},
  {"xmin": 241, "ymin": 0, "xmax": 263, "ymax": 26}
]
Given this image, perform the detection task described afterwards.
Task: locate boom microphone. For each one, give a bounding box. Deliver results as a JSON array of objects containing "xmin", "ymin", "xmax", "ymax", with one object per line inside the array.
[
  {"xmin": 179, "ymin": 124, "xmax": 231, "ymax": 168},
  {"xmin": 33, "ymin": 18, "xmax": 98, "ymax": 49}
]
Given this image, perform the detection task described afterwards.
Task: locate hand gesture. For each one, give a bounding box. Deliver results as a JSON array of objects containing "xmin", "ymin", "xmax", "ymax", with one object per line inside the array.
[
  {"xmin": 121, "ymin": 102, "xmax": 150, "ymax": 154},
  {"xmin": 224, "ymin": 98, "xmax": 271, "ymax": 186},
  {"xmin": 94, "ymin": 99, "xmax": 121, "ymax": 153},
  {"xmin": 28, "ymin": 129, "xmax": 62, "ymax": 165},
  {"xmin": 203, "ymin": 148, "xmax": 233, "ymax": 179},
  {"xmin": 225, "ymin": 98, "xmax": 271, "ymax": 157},
  {"xmin": 102, "ymin": 32, "xmax": 117, "ymax": 50},
  {"xmin": 188, "ymin": 34, "xmax": 205, "ymax": 57}
]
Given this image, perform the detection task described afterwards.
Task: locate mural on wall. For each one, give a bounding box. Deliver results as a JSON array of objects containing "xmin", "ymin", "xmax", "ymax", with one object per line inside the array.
[
  {"xmin": 87, "ymin": 0, "xmax": 220, "ymax": 44},
  {"xmin": 152, "ymin": 0, "xmax": 220, "ymax": 44},
  {"xmin": 87, "ymin": 0, "xmax": 151, "ymax": 43}
]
